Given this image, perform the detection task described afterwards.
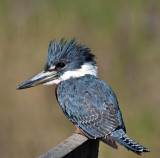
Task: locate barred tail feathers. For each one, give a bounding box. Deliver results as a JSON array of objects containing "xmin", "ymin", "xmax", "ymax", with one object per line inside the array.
[{"xmin": 110, "ymin": 129, "xmax": 150, "ymax": 155}]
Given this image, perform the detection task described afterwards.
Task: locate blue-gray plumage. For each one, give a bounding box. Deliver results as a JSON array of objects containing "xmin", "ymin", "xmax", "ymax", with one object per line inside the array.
[
  {"xmin": 57, "ymin": 75, "xmax": 125, "ymax": 138},
  {"xmin": 17, "ymin": 38, "xmax": 150, "ymax": 155}
]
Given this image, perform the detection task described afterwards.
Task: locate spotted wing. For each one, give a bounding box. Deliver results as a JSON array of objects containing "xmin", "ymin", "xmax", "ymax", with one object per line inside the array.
[{"xmin": 57, "ymin": 75, "xmax": 124, "ymax": 139}]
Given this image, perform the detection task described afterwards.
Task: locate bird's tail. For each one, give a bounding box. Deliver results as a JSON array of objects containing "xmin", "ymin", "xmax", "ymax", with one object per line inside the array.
[{"xmin": 110, "ymin": 128, "xmax": 150, "ymax": 155}]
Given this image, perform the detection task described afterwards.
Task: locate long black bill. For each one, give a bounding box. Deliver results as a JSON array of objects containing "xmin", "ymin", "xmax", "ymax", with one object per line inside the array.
[{"xmin": 16, "ymin": 70, "xmax": 57, "ymax": 90}]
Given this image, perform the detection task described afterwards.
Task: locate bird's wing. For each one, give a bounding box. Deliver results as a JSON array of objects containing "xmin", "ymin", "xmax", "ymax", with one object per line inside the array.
[{"xmin": 57, "ymin": 75, "xmax": 123, "ymax": 139}]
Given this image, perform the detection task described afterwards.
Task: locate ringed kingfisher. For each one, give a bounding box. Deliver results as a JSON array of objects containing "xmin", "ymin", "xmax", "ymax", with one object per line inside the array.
[{"xmin": 17, "ymin": 38, "xmax": 149, "ymax": 155}]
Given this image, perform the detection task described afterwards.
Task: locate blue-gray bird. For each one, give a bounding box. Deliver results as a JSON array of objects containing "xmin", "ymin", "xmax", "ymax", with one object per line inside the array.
[{"xmin": 17, "ymin": 38, "xmax": 150, "ymax": 155}]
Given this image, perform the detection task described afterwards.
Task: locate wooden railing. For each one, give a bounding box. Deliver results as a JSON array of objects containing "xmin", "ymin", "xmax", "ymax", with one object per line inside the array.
[{"xmin": 40, "ymin": 133, "xmax": 100, "ymax": 158}]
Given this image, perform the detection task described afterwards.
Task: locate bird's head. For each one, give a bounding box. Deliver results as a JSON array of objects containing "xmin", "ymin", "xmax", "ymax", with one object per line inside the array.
[{"xmin": 17, "ymin": 38, "xmax": 97, "ymax": 89}]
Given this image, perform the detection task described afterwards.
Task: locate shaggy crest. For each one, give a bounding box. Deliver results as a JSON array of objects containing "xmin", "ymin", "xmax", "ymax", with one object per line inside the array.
[{"xmin": 45, "ymin": 38, "xmax": 96, "ymax": 70}]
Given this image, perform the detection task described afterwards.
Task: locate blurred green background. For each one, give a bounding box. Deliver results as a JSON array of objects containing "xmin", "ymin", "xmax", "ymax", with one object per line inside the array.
[{"xmin": 0, "ymin": 0, "xmax": 160, "ymax": 157}]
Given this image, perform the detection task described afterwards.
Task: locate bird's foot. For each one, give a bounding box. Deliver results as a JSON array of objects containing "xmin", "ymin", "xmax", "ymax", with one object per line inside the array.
[{"xmin": 74, "ymin": 125, "xmax": 85, "ymax": 136}]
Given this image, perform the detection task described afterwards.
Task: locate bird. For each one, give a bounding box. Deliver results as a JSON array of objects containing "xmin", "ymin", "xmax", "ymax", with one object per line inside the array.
[{"xmin": 17, "ymin": 38, "xmax": 150, "ymax": 155}]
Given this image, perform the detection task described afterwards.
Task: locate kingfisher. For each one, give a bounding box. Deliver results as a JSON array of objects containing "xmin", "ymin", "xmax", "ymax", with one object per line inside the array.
[{"xmin": 17, "ymin": 38, "xmax": 149, "ymax": 155}]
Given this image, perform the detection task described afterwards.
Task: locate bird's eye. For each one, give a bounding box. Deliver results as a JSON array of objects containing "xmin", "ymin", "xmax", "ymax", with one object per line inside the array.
[{"xmin": 56, "ymin": 62, "xmax": 66, "ymax": 69}]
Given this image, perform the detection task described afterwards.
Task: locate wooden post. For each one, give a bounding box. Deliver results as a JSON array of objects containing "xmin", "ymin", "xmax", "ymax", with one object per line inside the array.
[{"xmin": 39, "ymin": 133, "xmax": 100, "ymax": 158}]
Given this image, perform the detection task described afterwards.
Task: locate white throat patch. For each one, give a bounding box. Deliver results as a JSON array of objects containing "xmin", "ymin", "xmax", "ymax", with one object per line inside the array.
[{"xmin": 44, "ymin": 63, "xmax": 97, "ymax": 85}]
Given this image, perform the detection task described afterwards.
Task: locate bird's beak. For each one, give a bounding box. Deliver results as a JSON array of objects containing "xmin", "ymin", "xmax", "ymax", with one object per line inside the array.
[{"xmin": 16, "ymin": 70, "xmax": 57, "ymax": 90}]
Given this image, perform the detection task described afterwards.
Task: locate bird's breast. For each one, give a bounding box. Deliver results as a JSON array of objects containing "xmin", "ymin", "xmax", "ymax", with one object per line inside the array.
[{"xmin": 55, "ymin": 82, "xmax": 61, "ymax": 101}]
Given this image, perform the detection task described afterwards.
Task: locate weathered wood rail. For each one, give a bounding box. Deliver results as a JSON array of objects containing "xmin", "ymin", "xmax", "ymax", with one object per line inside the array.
[{"xmin": 39, "ymin": 133, "xmax": 100, "ymax": 158}]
